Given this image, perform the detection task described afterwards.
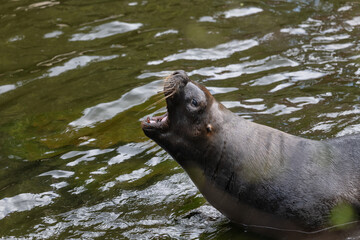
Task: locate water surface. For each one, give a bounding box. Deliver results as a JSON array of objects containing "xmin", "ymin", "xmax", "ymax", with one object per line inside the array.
[{"xmin": 0, "ymin": 0, "xmax": 360, "ymax": 239}]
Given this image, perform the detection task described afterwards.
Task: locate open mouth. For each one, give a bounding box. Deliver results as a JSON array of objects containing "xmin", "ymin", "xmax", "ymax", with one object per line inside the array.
[
  {"xmin": 142, "ymin": 72, "xmax": 180, "ymax": 133},
  {"xmin": 141, "ymin": 112, "xmax": 169, "ymax": 132}
]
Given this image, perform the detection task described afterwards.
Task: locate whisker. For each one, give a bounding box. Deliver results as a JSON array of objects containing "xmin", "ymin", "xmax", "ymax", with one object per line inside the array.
[
  {"xmin": 137, "ymin": 89, "xmax": 176, "ymax": 116},
  {"xmin": 164, "ymin": 90, "xmax": 176, "ymax": 99},
  {"xmin": 152, "ymin": 89, "xmax": 176, "ymax": 105},
  {"xmin": 164, "ymin": 82, "xmax": 176, "ymax": 93},
  {"xmin": 152, "ymin": 91, "xmax": 166, "ymax": 100},
  {"xmin": 138, "ymin": 97, "xmax": 166, "ymax": 115},
  {"xmin": 138, "ymin": 74, "xmax": 176, "ymax": 116}
]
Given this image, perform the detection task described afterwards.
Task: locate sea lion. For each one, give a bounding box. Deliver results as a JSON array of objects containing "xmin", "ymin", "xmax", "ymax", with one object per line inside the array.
[{"xmin": 141, "ymin": 70, "xmax": 360, "ymax": 239}]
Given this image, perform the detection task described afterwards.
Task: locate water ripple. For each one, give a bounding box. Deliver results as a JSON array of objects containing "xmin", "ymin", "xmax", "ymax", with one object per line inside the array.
[
  {"xmin": 2, "ymin": 1, "xmax": 360, "ymax": 239},
  {"xmin": 70, "ymin": 21, "xmax": 143, "ymax": 41},
  {"xmin": 222, "ymin": 7, "xmax": 263, "ymax": 18},
  {"xmin": 50, "ymin": 182, "xmax": 69, "ymax": 190},
  {"xmin": 154, "ymin": 29, "xmax": 178, "ymax": 38},
  {"xmin": 280, "ymin": 28, "xmax": 307, "ymax": 35},
  {"xmin": 43, "ymin": 30, "xmax": 63, "ymax": 39},
  {"xmin": 311, "ymin": 34, "xmax": 350, "ymax": 43},
  {"xmin": 337, "ymin": 124, "xmax": 360, "ymax": 137},
  {"xmin": 304, "ymin": 121, "xmax": 336, "ymax": 134},
  {"xmin": 38, "ymin": 170, "xmax": 74, "ymax": 179},
  {"xmin": 62, "ymin": 149, "xmax": 114, "ymax": 166},
  {"xmin": 319, "ymin": 108, "xmax": 360, "ymax": 119},
  {"xmin": 314, "ymin": 43, "xmax": 354, "ymax": 51},
  {"xmin": 269, "ymin": 82, "xmax": 295, "ymax": 93},
  {"xmin": 287, "ymin": 96, "xmax": 323, "ymax": 107},
  {"xmin": 16, "ymin": 1, "xmax": 60, "ymax": 11},
  {"xmin": 108, "ymin": 142, "xmax": 150, "ymax": 165},
  {"xmin": 137, "ymin": 70, "xmax": 173, "ymax": 79},
  {"xmin": 260, "ymin": 104, "xmax": 301, "ymax": 116},
  {"xmin": 346, "ymin": 16, "xmax": 360, "ymax": 27},
  {"xmin": 69, "ymin": 80, "xmax": 163, "ymax": 128},
  {"xmin": 46, "ymin": 55, "xmax": 118, "ymax": 77},
  {"xmin": 0, "ymin": 84, "xmax": 17, "ymax": 95},
  {"xmin": 338, "ymin": 6, "xmax": 352, "ymax": 12},
  {"xmin": 0, "ymin": 192, "xmax": 59, "ymax": 220},
  {"xmin": 221, "ymin": 101, "xmax": 266, "ymax": 111},
  {"xmin": 148, "ymin": 39, "xmax": 258, "ymax": 65},
  {"xmin": 198, "ymin": 16, "xmax": 216, "ymax": 23},
  {"xmin": 206, "ymin": 86, "xmax": 238, "ymax": 94},
  {"xmin": 191, "ymin": 55, "xmax": 298, "ymax": 81},
  {"xmin": 249, "ymin": 70, "xmax": 327, "ymax": 86},
  {"xmin": 115, "ymin": 168, "xmax": 152, "ymax": 183}
]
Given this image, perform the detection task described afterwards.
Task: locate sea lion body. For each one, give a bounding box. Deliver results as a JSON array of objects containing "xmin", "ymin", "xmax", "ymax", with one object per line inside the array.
[{"xmin": 141, "ymin": 71, "xmax": 360, "ymax": 237}]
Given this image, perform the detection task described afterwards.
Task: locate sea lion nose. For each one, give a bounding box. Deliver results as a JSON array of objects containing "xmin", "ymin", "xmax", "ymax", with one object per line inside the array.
[{"xmin": 172, "ymin": 70, "xmax": 189, "ymax": 85}]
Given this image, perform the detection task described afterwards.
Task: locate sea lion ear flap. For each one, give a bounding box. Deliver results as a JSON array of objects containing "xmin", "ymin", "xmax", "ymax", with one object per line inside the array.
[{"xmin": 206, "ymin": 124, "xmax": 213, "ymax": 133}]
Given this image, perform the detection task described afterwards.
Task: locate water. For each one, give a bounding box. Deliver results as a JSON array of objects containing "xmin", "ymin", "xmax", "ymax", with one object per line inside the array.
[{"xmin": 0, "ymin": 0, "xmax": 359, "ymax": 239}]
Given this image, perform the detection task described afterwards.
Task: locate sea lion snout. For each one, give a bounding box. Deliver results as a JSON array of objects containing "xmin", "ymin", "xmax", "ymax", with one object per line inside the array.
[
  {"xmin": 164, "ymin": 70, "xmax": 190, "ymax": 98},
  {"xmin": 171, "ymin": 70, "xmax": 189, "ymax": 86},
  {"xmin": 172, "ymin": 70, "xmax": 188, "ymax": 77}
]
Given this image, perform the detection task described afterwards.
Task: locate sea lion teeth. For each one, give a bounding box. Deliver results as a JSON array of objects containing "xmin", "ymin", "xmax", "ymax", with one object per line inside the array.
[
  {"xmin": 141, "ymin": 70, "xmax": 360, "ymax": 238},
  {"xmin": 142, "ymin": 112, "xmax": 169, "ymax": 131}
]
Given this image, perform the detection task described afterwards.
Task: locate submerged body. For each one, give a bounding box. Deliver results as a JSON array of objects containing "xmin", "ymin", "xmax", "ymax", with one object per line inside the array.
[{"xmin": 141, "ymin": 71, "xmax": 360, "ymax": 237}]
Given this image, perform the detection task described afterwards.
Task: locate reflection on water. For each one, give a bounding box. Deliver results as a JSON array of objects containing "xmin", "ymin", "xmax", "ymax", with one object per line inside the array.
[
  {"xmin": 190, "ymin": 55, "xmax": 299, "ymax": 80},
  {"xmin": 70, "ymin": 21, "xmax": 143, "ymax": 41},
  {"xmin": 222, "ymin": 7, "xmax": 263, "ymax": 18},
  {"xmin": 148, "ymin": 39, "xmax": 259, "ymax": 64},
  {"xmin": 43, "ymin": 30, "xmax": 63, "ymax": 39},
  {"xmin": 69, "ymin": 80, "xmax": 163, "ymax": 128},
  {"xmin": 46, "ymin": 55, "xmax": 119, "ymax": 77},
  {"xmin": 0, "ymin": 192, "xmax": 59, "ymax": 220},
  {"xmin": 38, "ymin": 170, "xmax": 74, "ymax": 178},
  {"xmin": 0, "ymin": 84, "xmax": 16, "ymax": 95},
  {"xmin": 0, "ymin": 0, "xmax": 360, "ymax": 239}
]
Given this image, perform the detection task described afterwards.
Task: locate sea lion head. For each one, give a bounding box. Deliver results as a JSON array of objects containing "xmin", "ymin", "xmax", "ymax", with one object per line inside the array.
[{"xmin": 141, "ymin": 70, "xmax": 223, "ymax": 164}]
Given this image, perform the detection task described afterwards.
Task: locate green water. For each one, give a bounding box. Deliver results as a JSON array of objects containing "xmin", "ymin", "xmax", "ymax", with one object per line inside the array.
[{"xmin": 0, "ymin": 0, "xmax": 359, "ymax": 239}]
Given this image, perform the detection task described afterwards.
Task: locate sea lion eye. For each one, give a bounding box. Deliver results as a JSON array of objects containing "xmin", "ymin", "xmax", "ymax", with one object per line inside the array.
[{"xmin": 191, "ymin": 98, "xmax": 198, "ymax": 107}]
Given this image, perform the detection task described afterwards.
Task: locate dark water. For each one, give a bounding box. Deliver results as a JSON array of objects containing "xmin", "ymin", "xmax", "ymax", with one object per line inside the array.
[{"xmin": 0, "ymin": 0, "xmax": 360, "ymax": 239}]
